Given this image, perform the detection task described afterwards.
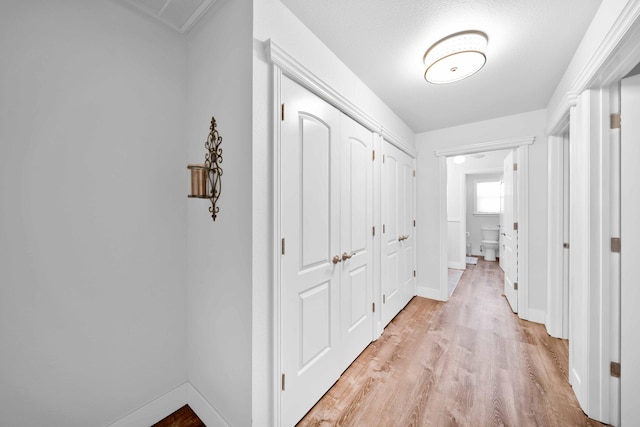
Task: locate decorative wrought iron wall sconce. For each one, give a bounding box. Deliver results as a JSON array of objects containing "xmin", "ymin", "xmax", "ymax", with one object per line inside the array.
[{"xmin": 188, "ymin": 116, "xmax": 223, "ymax": 221}]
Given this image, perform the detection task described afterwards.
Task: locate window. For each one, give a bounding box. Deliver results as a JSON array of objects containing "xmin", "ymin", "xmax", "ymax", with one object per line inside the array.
[{"xmin": 475, "ymin": 179, "xmax": 501, "ymax": 215}]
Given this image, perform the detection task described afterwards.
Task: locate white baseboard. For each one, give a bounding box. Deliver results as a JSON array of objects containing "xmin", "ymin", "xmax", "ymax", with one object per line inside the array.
[
  {"xmin": 447, "ymin": 261, "xmax": 466, "ymax": 270},
  {"xmin": 109, "ymin": 383, "xmax": 188, "ymax": 427},
  {"xmin": 108, "ymin": 382, "xmax": 230, "ymax": 427},
  {"xmin": 187, "ymin": 383, "xmax": 231, "ymax": 426},
  {"xmin": 526, "ymin": 308, "xmax": 546, "ymax": 325},
  {"xmin": 417, "ymin": 285, "xmax": 445, "ymax": 301}
]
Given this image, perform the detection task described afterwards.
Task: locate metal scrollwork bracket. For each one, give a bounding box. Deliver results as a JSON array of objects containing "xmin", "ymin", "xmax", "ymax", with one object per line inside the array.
[{"xmin": 187, "ymin": 116, "xmax": 223, "ymax": 222}]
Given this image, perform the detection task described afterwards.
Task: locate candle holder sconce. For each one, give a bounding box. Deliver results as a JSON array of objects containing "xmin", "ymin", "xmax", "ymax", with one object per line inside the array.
[{"xmin": 188, "ymin": 116, "xmax": 223, "ymax": 221}]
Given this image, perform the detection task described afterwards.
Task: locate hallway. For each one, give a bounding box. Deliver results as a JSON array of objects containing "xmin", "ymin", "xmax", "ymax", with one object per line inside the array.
[{"xmin": 298, "ymin": 260, "xmax": 605, "ymax": 426}]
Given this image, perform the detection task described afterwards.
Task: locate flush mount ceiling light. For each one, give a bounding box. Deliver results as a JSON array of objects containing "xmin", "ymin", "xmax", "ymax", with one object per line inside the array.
[{"xmin": 423, "ymin": 31, "xmax": 488, "ymax": 84}]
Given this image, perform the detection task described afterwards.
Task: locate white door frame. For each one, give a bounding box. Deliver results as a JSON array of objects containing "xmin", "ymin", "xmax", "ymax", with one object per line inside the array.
[
  {"xmin": 543, "ymin": 4, "xmax": 640, "ymax": 419},
  {"xmin": 434, "ymin": 137, "xmax": 533, "ymax": 311}
]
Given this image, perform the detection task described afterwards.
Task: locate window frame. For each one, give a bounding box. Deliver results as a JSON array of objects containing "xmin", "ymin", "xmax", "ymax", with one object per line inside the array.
[{"xmin": 473, "ymin": 177, "xmax": 502, "ymax": 216}]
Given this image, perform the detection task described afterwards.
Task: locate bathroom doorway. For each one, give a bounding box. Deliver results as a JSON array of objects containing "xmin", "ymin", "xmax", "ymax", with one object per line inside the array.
[
  {"xmin": 445, "ymin": 150, "xmax": 509, "ymax": 297},
  {"xmin": 436, "ymin": 137, "xmax": 532, "ymax": 314}
]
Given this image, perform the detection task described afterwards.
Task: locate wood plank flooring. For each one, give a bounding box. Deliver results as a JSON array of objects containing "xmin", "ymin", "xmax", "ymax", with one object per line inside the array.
[
  {"xmin": 152, "ymin": 405, "xmax": 205, "ymax": 427},
  {"xmin": 298, "ymin": 259, "xmax": 608, "ymax": 427}
]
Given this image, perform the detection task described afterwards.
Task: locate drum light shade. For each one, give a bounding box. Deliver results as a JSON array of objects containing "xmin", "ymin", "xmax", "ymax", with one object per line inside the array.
[{"xmin": 424, "ymin": 31, "xmax": 488, "ymax": 84}]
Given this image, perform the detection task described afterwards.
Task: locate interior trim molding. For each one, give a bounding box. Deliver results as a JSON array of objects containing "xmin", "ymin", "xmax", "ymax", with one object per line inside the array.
[
  {"xmin": 265, "ymin": 39, "xmax": 417, "ymax": 158},
  {"xmin": 107, "ymin": 383, "xmax": 230, "ymax": 427},
  {"xmin": 417, "ymin": 284, "xmax": 444, "ymax": 301},
  {"xmin": 527, "ymin": 308, "xmax": 547, "ymax": 325},
  {"xmin": 571, "ymin": 0, "xmax": 640, "ymax": 94},
  {"xmin": 108, "ymin": 383, "xmax": 188, "ymax": 427},
  {"xmin": 546, "ymin": 92, "xmax": 577, "ymax": 136},
  {"xmin": 433, "ymin": 136, "xmax": 535, "ymax": 157},
  {"xmin": 187, "ymin": 383, "xmax": 231, "ymax": 427},
  {"xmin": 546, "ymin": 0, "xmax": 640, "ymax": 134}
]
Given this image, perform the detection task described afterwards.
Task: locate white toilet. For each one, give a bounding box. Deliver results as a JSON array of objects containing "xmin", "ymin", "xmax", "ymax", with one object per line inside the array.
[{"xmin": 481, "ymin": 227, "xmax": 500, "ymax": 261}]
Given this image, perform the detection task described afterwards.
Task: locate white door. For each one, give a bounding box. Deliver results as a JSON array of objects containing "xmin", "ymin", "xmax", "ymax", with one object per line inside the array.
[
  {"xmin": 620, "ymin": 73, "xmax": 640, "ymax": 425},
  {"xmin": 499, "ymin": 178, "xmax": 505, "ymax": 271},
  {"xmin": 339, "ymin": 113, "xmax": 374, "ymax": 367},
  {"xmin": 398, "ymin": 154, "xmax": 416, "ymax": 307},
  {"xmin": 381, "ymin": 142, "xmax": 415, "ymax": 326},
  {"xmin": 280, "ymin": 77, "xmax": 342, "ymax": 426},
  {"xmin": 502, "ymin": 150, "xmax": 518, "ymax": 312}
]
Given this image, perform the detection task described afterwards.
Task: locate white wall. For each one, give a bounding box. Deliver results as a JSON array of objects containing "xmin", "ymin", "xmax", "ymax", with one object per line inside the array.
[
  {"xmin": 252, "ymin": 0, "xmax": 415, "ymax": 423},
  {"xmin": 0, "ymin": 1, "xmax": 188, "ymax": 425},
  {"xmin": 416, "ymin": 109, "xmax": 548, "ymax": 314},
  {"xmin": 186, "ymin": 0, "xmax": 253, "ymax": 426}
]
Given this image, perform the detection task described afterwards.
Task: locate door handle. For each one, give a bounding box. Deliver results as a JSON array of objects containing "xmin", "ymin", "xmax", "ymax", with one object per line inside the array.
[
  {"xmin": 342, "ymin": 251, "xmax": 356, "ymax": 261},
  {"xmin": 332, "ymin": 255, "xmax": 342, "ymax": 264},
  {"xmin": 398, "ymin": 235, "xmax": 409, "ymax": 242}
]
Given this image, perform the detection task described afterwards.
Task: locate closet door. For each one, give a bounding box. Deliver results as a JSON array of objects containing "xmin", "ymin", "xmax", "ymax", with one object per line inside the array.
[
  {"xmin": 339, "ymin": 114, "xmax": 374, "ymax": 366},
  {"xmin": 280, "ymin": 77, "xmax": 343, "ymax": 426},
  {"xmin": 398, "ymin": 155, "xmax": 416, "ymax": 303},
  {"xmin": 381, "ymin": 142, "xmax": 416, "ymax": 327},
  {"xmin": 381, "ymin": 143, "xmax": 401, "ymax": 326}
]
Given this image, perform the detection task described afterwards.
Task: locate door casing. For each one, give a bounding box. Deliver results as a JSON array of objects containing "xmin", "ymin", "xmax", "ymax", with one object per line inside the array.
[{"xmin": 434, "ymin": 137, "xmax": 533, "ymax": 312}]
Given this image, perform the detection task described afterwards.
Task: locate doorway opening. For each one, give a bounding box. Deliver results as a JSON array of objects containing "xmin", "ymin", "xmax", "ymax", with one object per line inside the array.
[
  {"xmin": 435, "ymin": 136, "xmax": 533, "ymax": 320},
  {"xmin": 445, "ymin": 150, "xmax": 509, "ymax": 298}
]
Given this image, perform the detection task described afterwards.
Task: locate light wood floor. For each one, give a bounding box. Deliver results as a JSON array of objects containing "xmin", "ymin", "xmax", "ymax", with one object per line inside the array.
[{"xmin": 298, "ymin": 260, "xmax": 608, "ymax": 426}]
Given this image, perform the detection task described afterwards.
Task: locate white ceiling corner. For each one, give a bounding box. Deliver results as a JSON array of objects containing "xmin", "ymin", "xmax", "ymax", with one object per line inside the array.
[
  {"xmin": 121, "ymin": 0, "xmax": 215, "ymax": 33},
  {"xmin": 279, "ymin": 0, "xmax": 602, "ymax": 133}
]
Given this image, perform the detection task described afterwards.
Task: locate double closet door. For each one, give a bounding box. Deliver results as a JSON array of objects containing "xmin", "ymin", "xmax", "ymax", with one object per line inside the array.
[
  {"xmin": 280, "ymin": 77, "xmax": 375, "ymax": 426},
  {"xmin": 381, "ymin": 142, "xmax": 416, "ymax": 327}
]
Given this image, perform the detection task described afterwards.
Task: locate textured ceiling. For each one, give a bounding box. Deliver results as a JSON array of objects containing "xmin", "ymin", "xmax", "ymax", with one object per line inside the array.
[
  {"xmin": 120, "ymin": 0, "xmax": 215, "ymax": 33},
  {"xmin": 279, "ymin": 0, "xmax": 602, "ymax": 133}
]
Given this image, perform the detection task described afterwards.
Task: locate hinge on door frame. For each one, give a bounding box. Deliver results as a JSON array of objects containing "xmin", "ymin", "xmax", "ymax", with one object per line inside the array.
[
  {"xmin": 514, "ymin": 281, "xmax": 518, "ymax": 291},
  {"xmin": 563, "ymin": 242, "xmax": 570, "ymax": 249},
  {"xmin": 413, "ymin": 270, "xmax": 416, "ymax": 277},
  {"xmin": 611, "ymin": 237, "xmax": 621, "ymax": 253},
  {"xmin": 372, "ymin": 226, "xmax": 375, "ymax": 237},
  {"xmin": 383, "ymin": 224, "xmax": 386, "ymax": 233},
  {"xmin": 383, "ymin": 154, "xmax": 385, "ymax": 163},
  {"xmin": 372, "ymin": 302, "xmax": 375, "ymax": 313},
  {"xmin": 611, "ymin": 361, "xmax": 621, "ymax": 378},
  {"xmin": 413, "ymin": 170, "xmax": 416, "ymax": 177},
  {"xmin": 413, "ymin": 220, "xmax": 416, "ymax": 227},
  {"xmin": 513, "ymin": 222, "xmax": 518, "ymax": 231},
  {"xmin": 281, "ymin": 238, "xmax": 285, "ymax": 255},
  {"xmin": 281, "ymin": 373, "xmax": 286, "ymax": 391},
  {"xmin": 611, "ymin": 112, "xmax": 621, "ymax": 129},
  {"xmin": 383, "ymin": 294, "xmax": 386, "ymax": 304},
  {"xmin": 513, "ymin": 163, "xmax": 518, "ymax": 171},
  {"xmin": 372, "ymin": 150, "xmax": 375, "ymax": 161},
  {"xmin": 281, "ymin": 103, "xmax": 285, "ymax": 121}
]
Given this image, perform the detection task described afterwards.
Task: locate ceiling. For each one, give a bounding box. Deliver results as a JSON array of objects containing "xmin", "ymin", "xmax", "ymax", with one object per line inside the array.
[
  {"xmin": 119, "ymin": 0, "xmax": 215, "ymax": 33},
  {"xmin": 279, "ymin": 0, "xmax": 602, "ymax": 133}
]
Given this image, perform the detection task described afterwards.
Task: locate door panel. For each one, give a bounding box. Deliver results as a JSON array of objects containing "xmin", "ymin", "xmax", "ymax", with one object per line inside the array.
[
  {"xmin": 382, "ymin": 147, "xmax": 400, "ymax": 326},
  {"xmin": 381, "ymin": 142, "xmax": 415, "ymax": 326},
  {"xmin": 503, "ymin": 150, "xmax": 518, "ymax": 312},
  {"xmin": 281, "ymin": 77, "xmax": 342, "ymax": 426},
  {"xmin": 300, "ymin": 115, "xmax": 331, "ymax": 270},
  {"xmin": 339, "ymin": 114, "xmax": 374, "ymax": 365}
]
